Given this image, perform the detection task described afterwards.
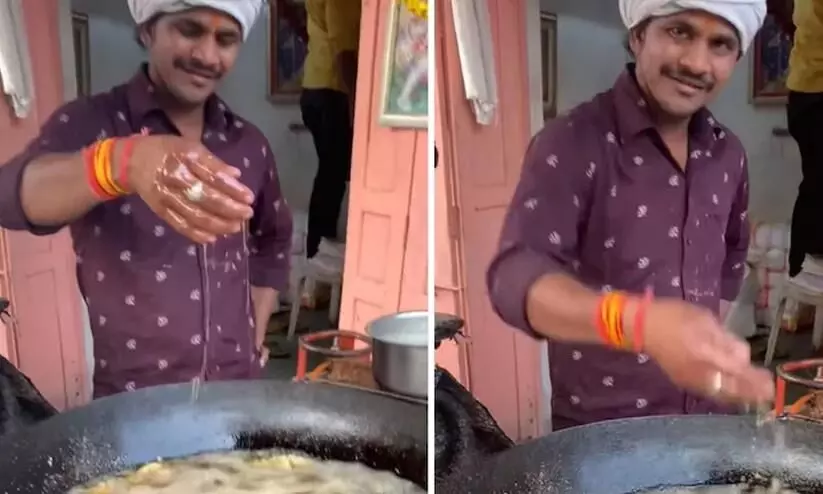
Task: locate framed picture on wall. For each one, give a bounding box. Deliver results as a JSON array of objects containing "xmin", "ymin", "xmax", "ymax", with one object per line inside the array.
[
  {"xmin": 71, "ymin": 12, "xmax": 91, "ymax": 98},
  {"xmin": 267, "ymin": 0, "xmax": 308, "ymax": 103},
  {"xmin": 378, "ymin": 0, "xmax": 428, "ymax": 128},
  {"xmin": 750, "ymin": 13, "xmax": 791, "ymax": 105},
  {"xmin": 540, "ymin": 12, "xmax": 558, "ymax": 120}
]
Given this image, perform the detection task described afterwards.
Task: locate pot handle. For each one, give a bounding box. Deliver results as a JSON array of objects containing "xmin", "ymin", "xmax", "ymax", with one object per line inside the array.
[
  {"xmin": 434, "ymin": 313, "xmax": 465, "ymax": 349},
  {"xmin": 774, "ymin": 358, "xmax": 823, "ymax": 417}
]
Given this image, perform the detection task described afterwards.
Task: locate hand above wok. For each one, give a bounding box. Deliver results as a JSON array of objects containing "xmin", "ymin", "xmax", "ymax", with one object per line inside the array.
[
  {"xmin": 121, "ymin": 135, "xmax": 255, "ymax": 244},
  {"xmin": 639, "ymin": 298, "xmax": 775, "ymax": 406}
]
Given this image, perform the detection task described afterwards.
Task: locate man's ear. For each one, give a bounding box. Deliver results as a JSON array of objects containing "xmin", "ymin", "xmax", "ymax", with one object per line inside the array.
[{"xmin": 139, "ymin": 27, "xmax": 152, "ymax": 48}]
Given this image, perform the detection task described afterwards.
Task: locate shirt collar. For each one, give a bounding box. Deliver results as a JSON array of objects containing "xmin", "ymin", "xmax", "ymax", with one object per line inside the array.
[
  {"xmin": 612, "ymin": 64, "xmax": 720, "ymax": 151},
  {"xmin": 125, "ymin": 64, "xmax": 235, "ymax": 132}
]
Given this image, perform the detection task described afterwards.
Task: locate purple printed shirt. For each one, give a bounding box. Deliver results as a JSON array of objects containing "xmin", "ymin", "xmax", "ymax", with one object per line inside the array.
[
  {"xmin": 0, "ymin": 67, "xmax": 293, "ymax": 399},
  {"xmin": 487, "ymin": 67, "xmax": 750, "ymax": 428}
]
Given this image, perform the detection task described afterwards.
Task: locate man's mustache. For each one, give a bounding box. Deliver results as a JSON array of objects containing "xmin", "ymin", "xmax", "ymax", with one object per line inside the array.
[
  {"xmin": 173, "ymin": 58, "xmax": 222, "ymax": 80},
  {"xmin": 661, "ymin": 65, "xmax": 714, "ymax": 92}
]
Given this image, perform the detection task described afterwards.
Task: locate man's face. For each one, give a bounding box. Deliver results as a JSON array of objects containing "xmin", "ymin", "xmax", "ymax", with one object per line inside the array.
[
  {"xmin": 630, "ymin": 10, "xmax": 740, "ymax": 120},
  {"xmin": 140, "ymin": 8, "xmax": 242, "ymax": 106}
]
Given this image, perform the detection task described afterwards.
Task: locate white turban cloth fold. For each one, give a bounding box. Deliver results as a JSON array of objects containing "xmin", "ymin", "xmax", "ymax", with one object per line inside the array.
[
  {"xmin": 619, "ymin": 0, "xmax": 767, "ymax": 54},
  {"xmin": 127, "ymin": 0, "xmax": 265, "ymax": 41}
]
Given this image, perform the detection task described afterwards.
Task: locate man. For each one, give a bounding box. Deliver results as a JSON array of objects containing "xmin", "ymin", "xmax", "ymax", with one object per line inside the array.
[
  {"xmin": 0, "ymin": 0, "xmax": 293, "ymax": 399},
  {"xmin": 769, "ymin": 0, "xmax": 823, "ymax": 279},
  {"xmin": 487, "ymin": 0, "xmax": 774, "ymax": 431},
  {"xmin": 301, "ymin": 0, "xmax": 361, "ymax": 262}
]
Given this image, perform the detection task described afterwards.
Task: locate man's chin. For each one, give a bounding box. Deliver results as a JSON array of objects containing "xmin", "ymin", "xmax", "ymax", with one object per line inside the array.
[
  {"xmin": 658, "ymin": 97, "xmax": 704, "ymax": 120},
  {"xmin": 170, "ymin": 85, "xmax": 213, "ymax": 106}
]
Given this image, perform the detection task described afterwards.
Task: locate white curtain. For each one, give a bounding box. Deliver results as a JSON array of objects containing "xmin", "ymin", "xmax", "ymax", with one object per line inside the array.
[
  {"xmin": 0, "ymin": 0, "xmax": 34, "ymax": 119},
  {"xmin": 450, "ymin": 0, "xmax": 498, "ymax": 125}
]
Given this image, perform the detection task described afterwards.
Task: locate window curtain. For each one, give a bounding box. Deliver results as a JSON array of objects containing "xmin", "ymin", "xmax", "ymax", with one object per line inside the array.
[
  {"xmin": 449, "ymin": 0, "xmax": 498, "ymax": 125},
  {"xmin": 0, "ymin": 0, "xmax": 34, "ymax": 119}
]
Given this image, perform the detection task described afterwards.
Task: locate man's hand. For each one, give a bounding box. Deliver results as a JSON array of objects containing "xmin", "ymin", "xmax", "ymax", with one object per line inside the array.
[
  {"xmin": 124, "ymin": 136, "xmax": 255, "ymax": 244},
  {"xmin": 640, "ymin": 298, "xmax": 774, "ymax": 405}
]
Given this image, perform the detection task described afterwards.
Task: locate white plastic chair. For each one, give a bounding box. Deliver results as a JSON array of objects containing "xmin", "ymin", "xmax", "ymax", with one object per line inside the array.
[
  {"xmin": 287, "ymin": 260, "xmax": 343, "ymax": 340},
  {"xmin": 763, "ymin": 275, "xmax": 823, "ymax": 367}
]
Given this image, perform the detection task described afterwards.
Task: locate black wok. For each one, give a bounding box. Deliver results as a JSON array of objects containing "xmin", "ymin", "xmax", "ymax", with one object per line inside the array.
[
  {"xmin": 438, "ymin": 414, "xmax": 823, "ymax": 493},
  {"xmin": 0, "ymin": 380, "xmax": 427, "ymax": 492}
]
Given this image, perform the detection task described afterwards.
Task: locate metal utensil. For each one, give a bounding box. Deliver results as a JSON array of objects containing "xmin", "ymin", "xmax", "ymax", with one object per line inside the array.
[
  {"xmin": 367, "ymin": 311, "xmax": 428, "ymax": 399},
  {"xmin": 0, "ymin": 380, "xmax": 427, "ymax": 493}
]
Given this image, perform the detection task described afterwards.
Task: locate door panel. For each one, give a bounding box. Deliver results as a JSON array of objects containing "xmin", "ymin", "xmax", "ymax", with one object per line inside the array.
[
  {"xmin": 339, "ymin": 0, "xmax": 428, "ymax": 333},
  {"xmin": 0, "ymin": 0, "xmax": 88, "ymax": 409},
  {"xmin": 436, "ymin": 0, "xmax": 543, "ymax": 440}
]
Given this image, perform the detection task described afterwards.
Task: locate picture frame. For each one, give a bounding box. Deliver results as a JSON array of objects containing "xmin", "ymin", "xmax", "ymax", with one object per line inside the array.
[
  {"xmin": 540, "ymin": 12, "xmax": 558, "ymax": 120},
  {"xmin": 378, "ymin": 0, "xmax": 428, "ymax": 128},
  {"xmin": 750, "ymin": 13, "xmax": 791, "ymax": 105},
  {"xmin": 267, "ymin": 0, "xmax": 308, "ymax": 103},
  {"xmin": 71, "ymin": 12, "xmax": 91, "ymax": 98}
]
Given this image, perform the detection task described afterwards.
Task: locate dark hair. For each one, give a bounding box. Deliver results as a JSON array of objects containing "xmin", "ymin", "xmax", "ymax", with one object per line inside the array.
[
  {"xmin": 624, "ymin": 19, "xmax": 651, "ymax": 59},
  {"xmin": 133, "ymin": 16, "xmax": 160, "ymax": 48}
]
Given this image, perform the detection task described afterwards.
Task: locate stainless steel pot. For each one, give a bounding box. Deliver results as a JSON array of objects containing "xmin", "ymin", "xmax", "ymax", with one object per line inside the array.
[{"xmin": 367, "ymin": 311, "xmax": 428, "ymax": 399}]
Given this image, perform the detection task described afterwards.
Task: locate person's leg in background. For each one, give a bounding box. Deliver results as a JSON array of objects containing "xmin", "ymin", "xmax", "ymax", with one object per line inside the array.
[
  {"xmin": 301, "ymin": 89, "xmax": 352, "ymax": 259},
  {"xmin": 788, "ymin": 91, "xmax": 823, "ymax": 277}
]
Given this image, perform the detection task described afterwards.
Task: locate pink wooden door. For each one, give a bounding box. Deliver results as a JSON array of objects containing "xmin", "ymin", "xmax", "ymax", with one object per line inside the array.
[
  {"xmin": 433, "ymin": 36, "xmax": 467, "ymax": 383},
  {"xmin": 435, "ymin": 0, "xmax": 543, "ymax": 440},
  {"xmin": 338, "ymin": 0, "xmax": 428, "ymax": 333},
  {"xmin": 0, "ymin": 0, "xmax": 88, "ymax": 409}
]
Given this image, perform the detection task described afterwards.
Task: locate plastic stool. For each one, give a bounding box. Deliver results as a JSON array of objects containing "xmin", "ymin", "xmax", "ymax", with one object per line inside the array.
[
  {"xmin": 764, "ymin": 275, "xmax": 823, "ymax": 367},
  {"xmin": 287, "ymin": 262, "xmax": 343, "ymax": 340}
]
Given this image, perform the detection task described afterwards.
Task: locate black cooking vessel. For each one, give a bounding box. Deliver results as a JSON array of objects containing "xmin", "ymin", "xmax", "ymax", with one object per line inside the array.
[
  {"xmin": 0, "ymin": 380, "xmax": 427, "ymax": 492},
  {"xmin": 438, "ymin": 415, "xmax": 823, "ymax": 493}
]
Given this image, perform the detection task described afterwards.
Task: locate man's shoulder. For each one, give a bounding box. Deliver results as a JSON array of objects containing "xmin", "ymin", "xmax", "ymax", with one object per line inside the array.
[
  {"xmin": 39, "ymin": 85, "xmax": 130, "ymax": 148},
  {"xmin": 531, "ymin": 96, "xmax": 614, "ymax": 154},
  {"xmin": 47, "ymin": 85, "xmax": 128, "ymax": 130},
  {"xmin": 709, "ymin": 116, "xmax": 745, "ymax": 151},
  {"xmin": 227, "ymin": 113, "xmax": 271, "ymax": 151},
  {"xmin": 704, "ymin": 112, "xmax": 747, "ymax": 170}
]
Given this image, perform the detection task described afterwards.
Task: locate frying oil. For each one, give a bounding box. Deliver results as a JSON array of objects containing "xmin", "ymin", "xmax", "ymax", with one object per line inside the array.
[{"xmin": 190, "ymin": 222, "xmax": 252, "ymax": 404}]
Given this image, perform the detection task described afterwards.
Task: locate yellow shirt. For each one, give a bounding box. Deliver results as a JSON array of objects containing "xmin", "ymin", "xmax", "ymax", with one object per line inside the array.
[
  {"xmin": 787, "ymin": 0, "xmax": 823, "ymax": 92},
  {"xmin": 302, "ymin": 0, "xmax": 362, "ymax": 92}
]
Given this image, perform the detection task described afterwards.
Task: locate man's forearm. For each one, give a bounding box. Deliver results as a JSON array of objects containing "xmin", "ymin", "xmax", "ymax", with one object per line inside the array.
[
  {"xmin": 251, "ymin": 286, "xmax": 279, "ymax": 348},
  {"xmin": 526, "ymin": 273, "xmax": 603, "ymax": 343},
  {"xmin": 20, "ymin": 151, "xmax": 103, "ymax": 228},
  {"xmin": 526, "ymin": 272, "xmax": 644, "ymax": 346}
]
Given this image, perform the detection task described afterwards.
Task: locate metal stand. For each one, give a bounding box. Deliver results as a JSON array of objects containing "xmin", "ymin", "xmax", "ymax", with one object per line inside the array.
[{"xmin": 774, "ymin": 358, "xmax": 823, "ymax": 423}]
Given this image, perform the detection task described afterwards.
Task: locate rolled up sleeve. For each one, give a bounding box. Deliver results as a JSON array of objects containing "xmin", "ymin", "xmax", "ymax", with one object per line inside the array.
[
  {"xmin": 248, "ymin": 144, "xmax": 293, "ymax": 291},
  {"xmin": 326, "ymin": 0, "xmax": 362, "ymax": 56},
  {"xmin": 486, "ymin": 120, "xmax": 596, "ymax": 334},
  {"xmin": 720, "ymin": 155, "xmax": 751, "ymax": 301},
  {"xmin": 0, "ymin": 99, "xmax": 100, "ymax": 234}
]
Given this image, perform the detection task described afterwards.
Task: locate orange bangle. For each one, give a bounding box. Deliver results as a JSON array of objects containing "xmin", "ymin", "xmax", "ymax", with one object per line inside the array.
[
  {"xmin": 85, "ymin": 146, "xmax": 112, "ymax": 200},
  {"xmin": 595, "ymin": 295, "xmax": 611, "ymax": 343},
  {"xmin": 596, "ymin": 292, "xmax": 628, "ymax": 348},
  {"xmin": 101, "ymin": 139, "xmax": 121, "ymax": 195},
  {"xmin": 609, "ymin": 294, "xmax": 627, "ymax": 347},
  {"xmin": 93, "ymin": 139, "xmax": 118, "ymax": 197}
]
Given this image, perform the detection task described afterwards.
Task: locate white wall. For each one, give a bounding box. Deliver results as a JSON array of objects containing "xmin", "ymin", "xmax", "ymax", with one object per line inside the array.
[
  {"xmin": 540, "ymin": 0, "xmax": 801, "ymax": 223},
  {"xmin": 69, "ymin": 0, "xmax": 339, "ymax": 218}
]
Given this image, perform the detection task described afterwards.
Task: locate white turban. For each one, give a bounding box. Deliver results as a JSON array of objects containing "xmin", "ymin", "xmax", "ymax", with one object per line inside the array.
[
  {"xmin": 128, "ymin": 0, "xmax": 264, "ymax": 41},
  {"xmin": 619, "ymin": 0, "xmax": 767, "ymax": 54}
]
